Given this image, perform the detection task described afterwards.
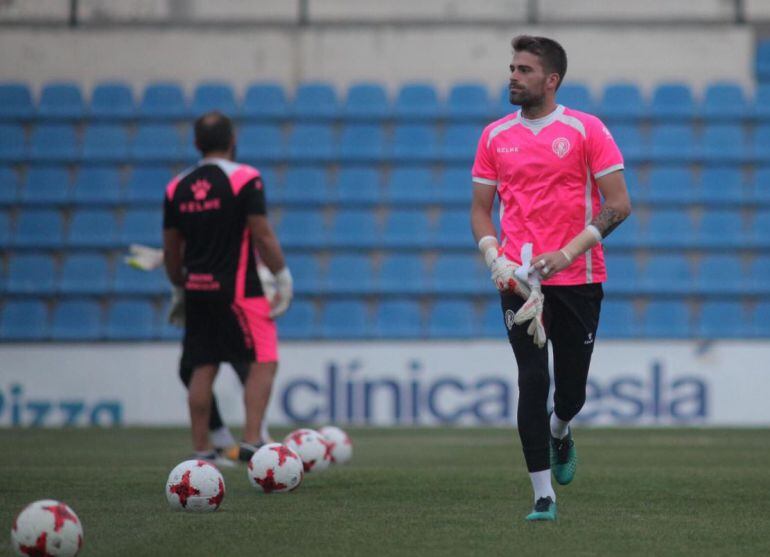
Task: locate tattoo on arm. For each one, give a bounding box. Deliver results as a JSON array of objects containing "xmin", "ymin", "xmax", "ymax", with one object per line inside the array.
[{"xmin": 591, "ymin": 206, "xmax": 626, "ymax": 238}]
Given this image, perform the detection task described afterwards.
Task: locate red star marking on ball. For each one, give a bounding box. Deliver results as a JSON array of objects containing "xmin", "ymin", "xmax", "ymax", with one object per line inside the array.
[
  {"xmin": 169, "ymin": 470, "xmax": 200, "ymax": 508},
  {"xmin": 303, "ymin": 459, "xmax": 316, "ymax": 472},
  {"xmin": 196, "ymin": 460, "xmax": 209, "ymax": 468},
  {"xmin": 207, "ymin": 478, "xmax": 225, "ymax": 509},
  {"xmin": 288, "ymin": 431, "xmax": 305, "ymax": 446},
  {"xmin": 42, "ymin": 503, "xmax": 78, "ymax": 532},
  {"xmin": 323, "ymin": 440, "xmax": 335, "ymax": 462},
  {"xmin": 18, "ymin": 531, "xmax": 51, "ymax": 557},
  {"xmin": 271, "ymin": 445, "xmax": 298, "ymax": 466},
  {"xmin": 256, "ymin": 468, "xmax": 287, "ymax": 493}
]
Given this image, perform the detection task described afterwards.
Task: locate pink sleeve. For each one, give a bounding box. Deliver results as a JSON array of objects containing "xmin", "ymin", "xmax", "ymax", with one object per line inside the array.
[
  {"xmin": 586, "ymin": 117, "xmax": 624, "ymax": 179},
  {"xmin": 471, "ymin": 127, "xmax": 498, "ymax": 186}
]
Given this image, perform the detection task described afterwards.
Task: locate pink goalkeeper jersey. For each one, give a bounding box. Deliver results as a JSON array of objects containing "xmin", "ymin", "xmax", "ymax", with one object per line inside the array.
[{"xmin": 472, "ymin": 105, "xmax": 624, "ymax": 286}]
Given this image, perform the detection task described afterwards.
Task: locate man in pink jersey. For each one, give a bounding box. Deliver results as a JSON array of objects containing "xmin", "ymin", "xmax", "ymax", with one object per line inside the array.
[
  {"xmin": 163, "ymin": 111, "xmax": 293, "ymax": 463},
  {"xmin": 471, "ymin": 36, "xmax": 631, "ymax": 521}
]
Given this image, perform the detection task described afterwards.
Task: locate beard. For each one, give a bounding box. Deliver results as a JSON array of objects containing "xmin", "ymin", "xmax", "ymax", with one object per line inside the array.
[{"xmin": 509, "ymin": 86, "xmax": 545, "ymax": 108}]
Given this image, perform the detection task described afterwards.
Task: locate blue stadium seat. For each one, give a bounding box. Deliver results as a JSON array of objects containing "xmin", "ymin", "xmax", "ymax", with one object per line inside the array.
[
  {"xmin": 752, "ymin": 167, "xmax": 770, "ymax": 204},
  {"xmin": 430, "ymin": 254, "xmax": 484, "ymax": 294},
  {"xmin": 393, "ymin": 83, "xmax": 440, "ymax": 121},
  {"xmin": 751, "ymin": 301, "xmax": 770, "ymax": 337},
  {"xmin": 495, "ymin": 83, "xmax": 519, "ymax": 117},
  {"xmin": 436, "ymin": 167, "xmax": 471, "ymax": 206},
  {"xmin": 125, "ymin": 165, "xmax": 169, "ymax": 206},
  {"xmin": 0, "ymin": 124, "xmax": 26, "ymax": 162},
  {"xmin": 238, "ymin": 124, "xmax": 284, "ymax": 164},
  {"xmin": 0, "ymin": 168, "xmax": 17, "ymax": 205},
  {"xmin": 441, "ymin": 124, "xmax": 479, "ymax": 162},
  {"xmin": 327, "ymin": 209, "xmax": 378, "ymax": 248},
  {"xmin": 72, "ymin": 166, "xmax": 122, "ymax": 206},
  {"xmin": 67, "ymin": 209, "xmax": 119, "ymax": 248},
  {"xmin": 21, "ymin": 166, "xmax": 71, "ymax": 206},
  {"xmin": 610, "ymin": 125, "xmax": 645, "ymax": 164},
  {"xmin": 638, "ymin": 254, "xmax": 693, "ymax": 295},
  {"xmin": 384, "ymin": 167, "xmax": 436, "ymax": 205},
  {"xmin": 119, "ymin": 208, "xmax": 162, "ymax": 246},
  {"xmin": 112, "ymin": 264, "xmax": 165, "ymax": 295},
  {"xmin": 599, "ymin": 83, "xmax": 645, "ymax": 121},
  {"xmin": 644, "ymin": 166, "xmax": 696, "ymax": 205},
  {"xmin": 697, "ymin": 301, "xmax": 748, "ymax": 338},
  {"xmin": 12, "ymin": 209, "xmax": 64, "ymax": 248},
  {"xmin": 276, "ymin": 209, "xmax": 326, "ymax": 249},
  {"xmin": 105, "ymin": 299, "xmax": 156, "ymax": 340},
  {"xmin": 751, "ymin": 83, "xmax": 770, "ymax": 122},
  {"xmin": 700, "ymin": 167, "xmax": 745, "ymax": 206},
  {"xmin": 286, "ymin": 124, "xmax": 336, "ymax": 163},
  {"xmin": 191, "ymin": 82, "xmax": 238, "ymax": 116},
  {"xmin": 58, "ymin": 253, "xmax": 111, "ymax": 295},
  {"xmin": 333, "ymin": 167, "xmax": 381, "ymax": 206},
  {"xmin": 643, "ymin": 210, "xmax": 696, "ymax": 249},
  {"xmin": 380, "ymin": 209, "xmax": 430, "ymax": 249},
  {"xmin": 479, "ymin": 300, "xmax": 503, "ymax": 337},
  {"xmin": 0, "ymin": 83, "xmax": 34, "ymax": 121},
  {"xmin": 377, "ymin": 254, "xmax": 426, "ymax": 295},
  {"xmin": 602, "ymin": 255, "xmax": 639, "ymax": 295},
  {"xmin": 648, "ymin": 125, "xmax": 695, "ymax": 163},
  {"xmin": 82, "ymin": 124, "xmax": 129, "ymax": 163},
  {"xmin": 428, "ymin": 300, "xmax": 475, "ymax": 338},
  {"xmin": 278, "ymin": 299, "xmax": 317, "ymax": 340},
  {"xmin": 603, "ymin": 212, "xmax": 641, "ymax": 249},
  {"xmin": 139, "ymin": 82, "xmax": 189, "ymax": 120},
  {"xmin": 51, "ymin": 300, "xmax": 102, "ymax": 341},
  {"xmin": 695, "ymin": 255, "xmax": 745, "ymax": 296},
  {"xmin": 292, "ymin": 82, "xmax": 339, "ymax": 120},
  {"xmin": 29, "ymin": 124, "xmax": 79, "ymax": 163},
  {"xmin": 130, "ymin": 124, "xmax": 183, "ymax": 163},
  {"xmin": 374, "ymin": 300, "xmax": 423, "ymax": 339},
  {"xmin": 38, "ymin": 82, "xmax": 85, "ymax": 120},
  {"xmin": 90, "ymin": 82, "xmax": 135, "ymax": 120},
  {"xmin": 701, "ymin": 82, "xmax": 748, "ymax": 121},
  {"xmin": 281, "ymin": 167, "xmax": 331, "ymax": 206},
  {"xmin": 750, "ymin": 125, "xmax": 770, "ymax": 164},
  {"xmin": 0, "ymin": 300, "xmax": 49, "ymax": 340},
  {"xmin": 390, "ymin": 124, "xmax": 439, "ymax": 162},
  {"xmin": 752, "ymin": 210, "xmax": 770, "ymax": 248},
  {"xmin": 6, "ymin": 254, "xmax": 57, "ymax": 294},
  {"xmin": 649, "ymin": 83, "xmax": 696, "ymax": 121},
  {"xmin": 338, "ymin": 124, "xmax": 385, "ymax": 163},
  {"xmin": 557, "ymin": 83, "xmax": 593, "ymax": 112},
  {"xmin": 597, "ymin": 299, "xmax": 637, "ymax": 338},
  {"xmin": 446, "ymin": 83, "xmax": 489, "ymax": 121},
  {"xmin": 755, "ymin": 40, "xmax": 770, "ymax": 83},
  {"xmin": 639, "ymin": 300, "xmax": 691, "ymax": 338},
  {"xmin": 242, "ymin": 83, "xmax": 289, "ymax": 120},
  {"xmin": 284, "ymin": 254, "xmax": 320, "ymax": 296},
  {"xmin": 343, "ymin": 83, "xmax": 389, "ymax": 121},
  {"xmin": 695, "ymin": 210, "xmax": 746, "ymax": 248},
  {"xmin": 0, "ymin": 211, "xmax": 9, "ymax": 248},
  {"xmin": 700, "ymin": 124, "xmax": 747, "ymax": 165},
  {"xmin": 322, "ymin": 254, "xmax": 375, "ymax": 295},
  {"xmin": 747, "ymin": 256, "xmax": 770, "ymax": 295},
  {"xmin": 431, "ymin": 209, "xmax": 471, "ymax": 249},
  {"xmin": 320, "ymin": 300, "xmax": 370, "ymax": 339}
]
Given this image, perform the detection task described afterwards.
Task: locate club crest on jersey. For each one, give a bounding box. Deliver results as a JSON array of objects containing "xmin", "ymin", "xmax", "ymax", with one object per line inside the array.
[
  {"xmin": 505, "ymin": 309, "xmax": 516, "ymax": 330},
  {"xmin": 552, "ymin": 137, "xmax": 571, "ymax": 159},
  {"xmin": 191, "ymin": 179, "xmax": 212, "ymax": 200}
]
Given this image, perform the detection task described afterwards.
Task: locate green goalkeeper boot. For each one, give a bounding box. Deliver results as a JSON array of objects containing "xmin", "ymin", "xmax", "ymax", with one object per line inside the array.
[
  {"xmin": 550, "ymin": 427, "xmax": 577, "ymax": 485},
  {"xmin": 525, "ymin": 496, "xmax": 557, "ymax": 521}
]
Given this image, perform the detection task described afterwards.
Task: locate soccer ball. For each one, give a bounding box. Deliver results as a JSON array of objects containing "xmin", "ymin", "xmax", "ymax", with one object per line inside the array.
[
  {"xmin": 284, "ymin": 428, "xmax": 332, "ymax": 472},
  {"xmin": 165, "ymin": 460, "xmax": 225, "ymax": 512},
  {"xmin": 11, "ymin": 499, "xmax": 83, "ymax": 557},
  {"xmin": 319, "ymin": 425, "xmax": 353, "ymax": 464},
  {"xmin": 247, "ymin": 443, "xmax": 304, "ymax": 493}
]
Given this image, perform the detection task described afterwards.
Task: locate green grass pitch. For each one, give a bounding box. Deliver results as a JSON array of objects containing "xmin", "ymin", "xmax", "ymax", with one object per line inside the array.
[{"xmin": 2, "ymin": 428, "xmax": 770, "ymax": 556}]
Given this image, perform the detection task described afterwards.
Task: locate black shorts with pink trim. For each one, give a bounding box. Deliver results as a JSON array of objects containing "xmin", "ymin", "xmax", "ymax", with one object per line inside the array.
[{"xmin": 183, "ymin": 294, "xmax": 278, "ymax": 368}]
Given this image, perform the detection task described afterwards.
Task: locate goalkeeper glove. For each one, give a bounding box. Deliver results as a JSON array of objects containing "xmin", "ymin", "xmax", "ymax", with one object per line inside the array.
[
  {"xmin": 269, "ymin": 267, "xmax": 293, "ymax": 318},
  {"xmin": 124, "ymin": 244, "xmax": 164, "ymax": 271},
  {"xmin": 478, "ymin": 236, "xmax": 530, "ymax": 300},
  {"xmin": 167, "ymin": 286, "xmax": 185, "ymax": 328},
  {"xmin": 512, "ymin": 243, "xmax": 547, "ymax": 348}
]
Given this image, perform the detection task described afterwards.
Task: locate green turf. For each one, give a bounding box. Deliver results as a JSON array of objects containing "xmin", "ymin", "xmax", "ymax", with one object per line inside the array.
[{"xmin": 2, "ymin": 428, "xmax": 770, "ymax": 556}]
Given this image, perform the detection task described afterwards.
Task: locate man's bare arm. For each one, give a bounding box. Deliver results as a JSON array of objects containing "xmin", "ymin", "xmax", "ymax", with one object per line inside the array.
[
  {"xmin": 162, "ymin": 228, "xmax": 185, "ymax": 287},
  {"xmin": 591, "ymin": 170, "xmax": 632, "ymax": 238}
]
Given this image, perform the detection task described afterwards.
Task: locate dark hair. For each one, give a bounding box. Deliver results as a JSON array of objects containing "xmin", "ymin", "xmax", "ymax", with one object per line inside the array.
[
  {"xmin": 512, "ymin": 35, "xmax": 568, "ymax": 90},
  {"xmin": 194, "ymin": 111, "xmax": 234, "ymax": 155}
]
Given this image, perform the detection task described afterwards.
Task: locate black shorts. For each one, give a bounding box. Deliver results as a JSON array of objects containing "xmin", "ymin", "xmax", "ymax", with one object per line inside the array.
[{"xmin": 183, "ymin": 294, "xmax": 277, "ymax": 368}]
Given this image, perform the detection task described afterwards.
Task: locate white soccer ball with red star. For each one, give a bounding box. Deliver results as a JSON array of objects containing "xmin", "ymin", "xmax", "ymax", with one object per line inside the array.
[
  {"xmin": 247, "ymin": 443, "xmax": 304, "ymax": 493},
  {"xmin": 165, "ymin": 460, "xmax": 225, "ymax": 512},
  {"xmin": 319, "ymin": 425, "xmax": 353, "ymax": 464},
  {"xmin": 11, "ymin": 499, "xmax": 83, "ymax": 557},
  {"xmin": 283, "ymin": 428, "xmax": 333, "ymax": 473}
]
